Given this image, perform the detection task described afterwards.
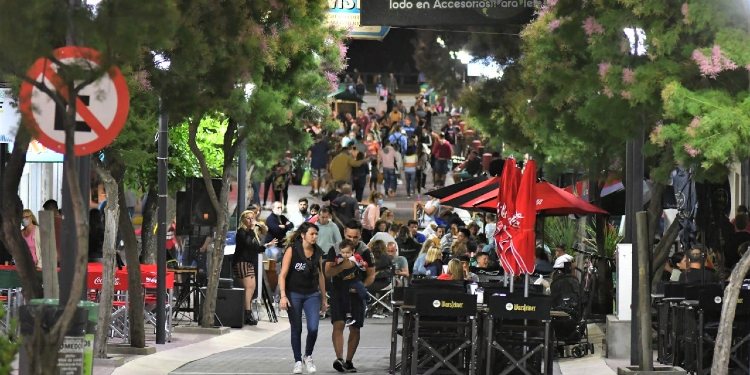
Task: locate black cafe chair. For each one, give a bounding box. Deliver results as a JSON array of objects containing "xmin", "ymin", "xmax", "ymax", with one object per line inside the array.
[
  {"xmin": 485, "ymin": 294, "xmax": 552, "ymax": 375},
  {"xmin": 409, "ymin": 291, "xmax": 478, "ymax": 375}
]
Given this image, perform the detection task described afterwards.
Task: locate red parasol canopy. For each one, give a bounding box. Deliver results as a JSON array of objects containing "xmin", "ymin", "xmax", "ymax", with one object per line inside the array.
[
  {"xmin": 471, "ymin": 181, "xmax": 608, "ymax": 216},
  {"xmin": 426, "ymin": 175, "xmax": 489, "ymax": 199},
  {"xmin": 439, "ymin": 176, "xmax": 500, "ymax": 207}
]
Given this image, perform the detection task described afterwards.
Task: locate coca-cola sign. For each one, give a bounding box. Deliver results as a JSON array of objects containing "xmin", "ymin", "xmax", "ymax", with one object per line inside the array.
[{"xmin": 93, "ymin": 275, "xmax": 120, "ymax": 285}]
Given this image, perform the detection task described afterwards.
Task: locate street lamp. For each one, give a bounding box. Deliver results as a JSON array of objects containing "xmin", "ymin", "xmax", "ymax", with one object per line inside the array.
[{"xmin": 154, "ymin": 52, "xmax": 170, "ymax": 344}]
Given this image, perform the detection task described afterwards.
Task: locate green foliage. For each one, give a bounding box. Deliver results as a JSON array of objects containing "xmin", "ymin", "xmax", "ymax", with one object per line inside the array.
[
  {"xmin": 584, "ymin": 223, "xmax": 622, "ymax": 258},
  {"xmin": 0, "ymin": 304, "xmax": 17, "ymax": 374},
  {"xmin": 169, "ymin": 115, "xmax": 226, "ymax": 179},
  {"xmin": 438, "ymin": 0, "xmax": 750, "ymax": 184},
  {"xmin": 149, "ymin": 0, "xmax": 344, "ymax": 170},
  {"xmin": 656, "ymin": 81, "xmax": 750, "ymax": 180},
  {"xmin": 543, "ymin": 217, "xmax": 578, "ymax": 251}
]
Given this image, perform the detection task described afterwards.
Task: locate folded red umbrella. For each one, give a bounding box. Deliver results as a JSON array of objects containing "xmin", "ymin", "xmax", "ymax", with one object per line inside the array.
[
  {"xmin": 510, "ymin": 159, "xmax": 537, "ymax": 275},
  {"xmin": 494, "ymin": 158, "xmax": 521, "ymax": 275}
]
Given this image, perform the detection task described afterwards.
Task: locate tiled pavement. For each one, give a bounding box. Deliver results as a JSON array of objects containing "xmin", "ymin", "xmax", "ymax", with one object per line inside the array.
[{"xmin": 170, "ymin": 318, "xmax": 394, "ymax": 375}]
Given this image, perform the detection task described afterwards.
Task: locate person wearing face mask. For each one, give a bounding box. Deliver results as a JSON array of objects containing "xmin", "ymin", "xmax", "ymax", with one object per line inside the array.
[
  {"xmin": 21, "ymin": 209, "xmax": 42, "ymax": 268},
  {"xmin": 361, "ymin": 191, "xmax": 384, "ymax": 243}
]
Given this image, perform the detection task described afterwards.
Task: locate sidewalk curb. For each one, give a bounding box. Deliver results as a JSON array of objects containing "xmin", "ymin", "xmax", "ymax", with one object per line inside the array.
[
  {"xmin": 173, "ymin": 326, "xmax": 231, "ymax": 335},
  {"xmin": 107, "ymin": 344, "xmax": 156, "ymax": 355}
]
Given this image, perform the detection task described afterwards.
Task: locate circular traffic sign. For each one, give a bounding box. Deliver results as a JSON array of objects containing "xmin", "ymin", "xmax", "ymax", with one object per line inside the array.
[{"xmin": 19, "ymin": 46, "xmax": 129, "ymax": 156}]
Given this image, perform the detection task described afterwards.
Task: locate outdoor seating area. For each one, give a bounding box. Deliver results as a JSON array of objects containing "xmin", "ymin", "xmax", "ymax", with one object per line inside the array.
[
  {"xmin": 388, "ymin": 278, "xmax": 555, "ymax": 375},
  {"xmin": 654, "ymin": 283, "xmax": 750, "ymax": 374},
  {"xmin": 0, "ymin": 263, "xmax": 180, "ymax": 344}
]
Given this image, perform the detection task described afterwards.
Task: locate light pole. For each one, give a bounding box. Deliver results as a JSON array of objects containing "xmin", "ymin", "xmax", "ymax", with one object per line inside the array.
[
  {"xmin": 153, "ymin": 52, "xmax": 171, "ymax": 344},
  {"xmin": 623, "ymin": 26, "xmax": 647, "ymax": 366}
]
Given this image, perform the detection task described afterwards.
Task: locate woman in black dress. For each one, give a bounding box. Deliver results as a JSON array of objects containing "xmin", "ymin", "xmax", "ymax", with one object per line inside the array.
[{"xmin": 232, "ymin": 209, "xmax": 267, "ymax": 325}]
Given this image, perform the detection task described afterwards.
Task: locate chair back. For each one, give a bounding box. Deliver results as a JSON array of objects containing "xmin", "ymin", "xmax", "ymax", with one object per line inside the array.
[
  {"xmin": 405, "ymin": 279, "xmax": 465, "ymax": 306},
  {"xmin": 87, "ymin": 270, "xmax": 128, "ymax": 291},
  {"xmin": 488, "ymin": 294, "xmax": 551, "ymax": 320},
  {"xmin": 415, "ymin": 292, "xmax": 476, "ymax": 317}
]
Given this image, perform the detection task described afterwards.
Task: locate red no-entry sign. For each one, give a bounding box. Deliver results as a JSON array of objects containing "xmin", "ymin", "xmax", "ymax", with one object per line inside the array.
[{"xmin": 19, "ymin": 46, "xmax": 129, "ymax": 156}]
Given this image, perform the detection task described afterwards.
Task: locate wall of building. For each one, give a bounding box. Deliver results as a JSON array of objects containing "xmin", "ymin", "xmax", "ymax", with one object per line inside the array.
[{"xmin": 19, "ymin": 162, "xmax": 63, "ymax": 214}]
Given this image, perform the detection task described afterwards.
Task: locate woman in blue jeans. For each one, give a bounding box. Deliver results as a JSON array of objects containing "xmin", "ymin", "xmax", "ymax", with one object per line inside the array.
[{"xmin": 279, "ymin": 222, "xmax": 328, "ymax": 374}]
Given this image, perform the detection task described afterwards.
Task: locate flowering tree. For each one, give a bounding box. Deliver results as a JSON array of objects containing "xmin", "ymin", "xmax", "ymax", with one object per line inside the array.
[{"xmin": 459, "ymin": 0, "xmax": 750, "ymax": 371}]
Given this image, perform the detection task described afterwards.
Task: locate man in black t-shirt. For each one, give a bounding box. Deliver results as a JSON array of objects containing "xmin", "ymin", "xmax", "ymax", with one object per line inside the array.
[
  {"xmin": 324, "ymin": 220, "xmax": 375, "ymax": 373},
  {"xmin": 679, "ymin": 247, "xmax": 718, "ymax": 284}
]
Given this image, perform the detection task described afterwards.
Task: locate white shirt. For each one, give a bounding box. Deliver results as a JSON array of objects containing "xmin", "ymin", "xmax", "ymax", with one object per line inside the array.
[{"xmin": 553, "ymin": 254, "xmax": 574, "ymax": 269}]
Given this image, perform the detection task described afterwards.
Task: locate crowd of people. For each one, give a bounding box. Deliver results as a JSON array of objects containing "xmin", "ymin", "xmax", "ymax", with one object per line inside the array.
[{"xmin": 271, "ymin": 93, "xmax": 491, "ymax": 212}]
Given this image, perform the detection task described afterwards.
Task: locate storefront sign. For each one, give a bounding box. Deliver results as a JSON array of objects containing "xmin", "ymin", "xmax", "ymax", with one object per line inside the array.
[
  {"xmin": 361, "ymin": 0, "xmax": 535, "ymax": 26},
  {"xmin": 328, "ymin": 0, "xmax": 390, "ymax": 40}
]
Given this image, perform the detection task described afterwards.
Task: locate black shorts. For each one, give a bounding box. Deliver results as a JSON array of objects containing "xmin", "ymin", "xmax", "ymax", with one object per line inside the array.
[{"xmin": 329, "ymin": 289, "xmax": 366, "ymax": 328}]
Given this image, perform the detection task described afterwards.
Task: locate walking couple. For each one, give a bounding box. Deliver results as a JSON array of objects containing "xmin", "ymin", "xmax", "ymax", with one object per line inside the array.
[{"xmin": 278, "ymin": 220, "xmax": 375, "ymax": 374}]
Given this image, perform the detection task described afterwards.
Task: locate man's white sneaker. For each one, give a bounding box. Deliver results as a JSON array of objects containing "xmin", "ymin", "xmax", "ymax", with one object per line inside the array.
[
  {"xmin": 293, "ymin": 361, "xmax": 303, "ymax": 374},
  {"xmin": 304, "ymin": 356, "xmax": 316, "ymax": 373}
]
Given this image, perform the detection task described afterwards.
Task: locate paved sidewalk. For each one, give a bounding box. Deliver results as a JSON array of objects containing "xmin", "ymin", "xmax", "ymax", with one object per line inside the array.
[
  {"xmin": 108, "ymin": 321, "xmax": 288, "ymax": 375},
  {"xmin": 171, "ymin": 318, "xmax": 393, "ymax": 375}
]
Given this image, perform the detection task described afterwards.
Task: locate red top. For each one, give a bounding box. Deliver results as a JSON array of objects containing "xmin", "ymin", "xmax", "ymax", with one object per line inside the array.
[{"xmin": 434, "ymin": 140, "xmax": 453, "ymax": 160}]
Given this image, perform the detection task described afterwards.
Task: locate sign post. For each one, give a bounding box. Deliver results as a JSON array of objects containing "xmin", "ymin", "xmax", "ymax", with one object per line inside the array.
[
  {"xmin": 19, "ymin": 46, "xmax": 129, "ymax": 306},
  {"xmin": 19, "ymin": 46, "xmax": 130, "ymax": 156}
]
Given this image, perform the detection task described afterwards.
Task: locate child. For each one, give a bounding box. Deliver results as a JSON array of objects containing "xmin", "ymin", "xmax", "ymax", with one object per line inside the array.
[{"xmin": 335, "ymin": 241, "xmax": 369, "ymax": 326}]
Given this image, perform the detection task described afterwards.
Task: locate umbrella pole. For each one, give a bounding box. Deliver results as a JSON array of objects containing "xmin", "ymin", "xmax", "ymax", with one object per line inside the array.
[{"xmin": 523, "ymin": 273, "xmax": 529, "ymax": 369}]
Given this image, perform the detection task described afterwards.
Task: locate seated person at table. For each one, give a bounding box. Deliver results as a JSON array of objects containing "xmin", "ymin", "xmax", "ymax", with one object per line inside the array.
[
  {"xmin": 437, "ymin": 258, "xmax": 464, "ymax": 281},
  {"xmin": 678, "ymin": 246, "xmax": 718, "ymax": 284},
  {"xmin": 534, "ymin": 247, "xmax": 554, "ymax": 275},
  {"xmin": 333, "ymin": 239, "xmax": 369, "ymax": 327},
  {"xmin": 459, "ymin": 255, "xmax": 478, "ymax": 282},
  {"xmin": 662, "ymin": 252, "xmax": 685, "ymax": 282},
  {"xmin": 386, "ymin": 242, "xmax": 410, "ymax": 280},
  {"xmin": 470, "ymin": 252, "xmax": 502, "ymax": 276},
  {"xmin": 423, "ymin": 247, "xmax": 444, "ymax": 278}
]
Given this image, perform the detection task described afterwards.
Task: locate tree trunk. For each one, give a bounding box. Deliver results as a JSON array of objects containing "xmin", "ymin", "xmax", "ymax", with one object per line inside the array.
[
  {"xmin": 650, "ymin": 219, "xmax": 680, "ymax": 292},
  {"xmin": 140, "ymin": 187, "xmax": 157, "ymax": 264},
  {"xmin": 188, "ymin": 117, "xmax": 240, "ymax": 328},
  {"xmin": 33, "ymin": 91, "xmax": 92, "ymax": 374},
  {"xmin": 92, "ymin": 162, "xmax": 119, "ymax": 359},
  {"xmin": 711, "ymin": 245, "xmax": 750, "ymax": 375},
  {"xmin": 116, "ymin": 179, "xmax": 145, "ymax": 347},
  {"xmin": 245, "ymin": 163, "xmax": 256, "ymax": 209}
]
